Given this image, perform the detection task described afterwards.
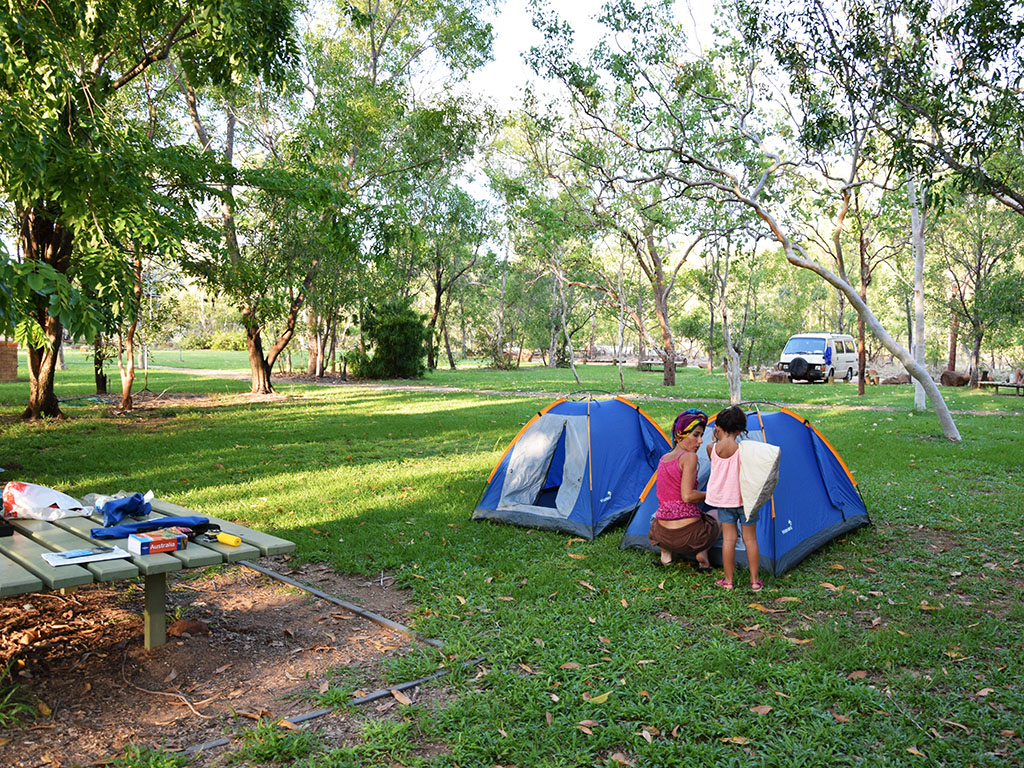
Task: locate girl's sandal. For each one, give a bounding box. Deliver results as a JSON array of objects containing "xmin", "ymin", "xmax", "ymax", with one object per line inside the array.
[
  {"xmin": 750, "ymin": 580, "xmax": 763, "ymax": 592},
  {"xmin": 714, "ymin": 578, "xmax": 734, "ymax": 590}
]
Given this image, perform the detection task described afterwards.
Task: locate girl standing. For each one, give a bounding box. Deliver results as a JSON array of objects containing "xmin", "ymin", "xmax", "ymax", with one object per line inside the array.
[
  {"xmin": 706, "ymin": 405, "xmax": 762, "ymax": 591},
  {"xmin": 648, "ymin": 409, "xmax": 721, "ymax": 568}
]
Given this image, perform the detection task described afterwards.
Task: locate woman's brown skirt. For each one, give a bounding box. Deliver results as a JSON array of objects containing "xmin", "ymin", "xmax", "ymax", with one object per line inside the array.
[{"xmin": 648, "ymin": 515, "xmax": 721, "ymax": 555}]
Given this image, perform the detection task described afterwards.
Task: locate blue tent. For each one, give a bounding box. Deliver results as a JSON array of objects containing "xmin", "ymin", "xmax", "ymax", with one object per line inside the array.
[
  {"xmin": 621, "ymin": 408, "xmax": 869, "ymax": 574},
  {"xmin": 472, "ymin": 396, "xmax": 671, "ymax": 539}
]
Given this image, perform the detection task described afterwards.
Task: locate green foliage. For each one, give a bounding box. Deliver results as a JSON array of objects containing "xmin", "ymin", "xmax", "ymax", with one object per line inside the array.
[
  {"xmin": 105, "ymin": 745, "xmax": 189, "ymax": 768},
  {"xmin": 1, "ymin": 364, "xmax": 1022, "ymax": 765},
  {"xmin": 0, "ymin": 662, "xmax": 35, "ymax": 728},
  {"xmin": 179, "ymin": 333, "xmax": 213, "ymax": 350},
  {"xmin": 210, "ymin": 330, "xmax": 247, "ymax": 351},
  {"xmin": 357, "ymin": 301, "xmax": 429, "ymax": 379},
  {"xmin": 230, "ymin": 719, "xmax": 320, "ymax": 764}
]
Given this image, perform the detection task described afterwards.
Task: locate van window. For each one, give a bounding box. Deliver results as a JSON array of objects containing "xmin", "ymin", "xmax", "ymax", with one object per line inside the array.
[{"xmin": 783, "ymin": 337, "xmax": 825, "ymax": 355}]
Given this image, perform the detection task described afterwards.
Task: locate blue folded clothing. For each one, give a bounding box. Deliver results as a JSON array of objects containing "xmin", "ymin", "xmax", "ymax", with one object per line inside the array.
[
  {"xmin": 98, "ymin": 493, "xmax": 152, "ymax": 527},
  {"xmin": 90, "ymin": 516, "xmax": 209, "ymax": 540}
]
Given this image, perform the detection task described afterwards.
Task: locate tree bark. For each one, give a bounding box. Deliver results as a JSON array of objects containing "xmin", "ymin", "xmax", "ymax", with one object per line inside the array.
[
  {"xmin": 306, "ymin": 307, "xmax": 319, "ymax": 375},
  {"xmin": 246, "ymin": 324, "xmax": 274, "ymax": 394},
  {"xmin": 908, "ymin": 177, "xmax": 928, "ymax": 411},
  {"xmin": 94, "ymin": 335, "xmax": 108, "ymax": 394},
  {"xmin": 118, "ymin": 251, "xmax": 144, "ymax": 411},
  {"xmin": 20, "ymin": 206, "xmax": 73, "ymax": 420}
]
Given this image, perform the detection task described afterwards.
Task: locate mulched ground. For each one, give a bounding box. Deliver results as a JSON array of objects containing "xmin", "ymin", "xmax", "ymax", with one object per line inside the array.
[{"xmin": 0, "ymin": 560, "xmax": 445, "ymax": 767}]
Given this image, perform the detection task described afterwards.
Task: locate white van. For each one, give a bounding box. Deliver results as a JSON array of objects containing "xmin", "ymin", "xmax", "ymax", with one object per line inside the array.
[{"xmin": 778, "ymin": 333, "xmax": 858, "ymax": 382}]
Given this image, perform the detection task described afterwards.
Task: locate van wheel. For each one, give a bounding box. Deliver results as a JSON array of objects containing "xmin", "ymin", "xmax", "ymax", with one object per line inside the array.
[
  {"xmin": 844, "ymin": 367, "xmax": 853, "ymax": 382},
  {"xmin": 789, "ymin": 357, "xmax": 809, "ymax": 380}
]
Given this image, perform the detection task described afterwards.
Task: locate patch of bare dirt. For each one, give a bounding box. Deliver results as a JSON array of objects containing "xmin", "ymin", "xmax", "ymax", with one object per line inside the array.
[{"xmin": 0, "ymin": 560, "xmax": 445, "ymax": 767}]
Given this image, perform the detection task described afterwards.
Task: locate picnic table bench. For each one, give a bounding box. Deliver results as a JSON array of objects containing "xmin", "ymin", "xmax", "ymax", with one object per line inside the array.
[
  {"xmin": 0, "ymin": 497, "xmax": 294, "ymax": 649},
  {"xmin": 978, "ymin": 381, "xmax": 1024, "ymax": 396}
]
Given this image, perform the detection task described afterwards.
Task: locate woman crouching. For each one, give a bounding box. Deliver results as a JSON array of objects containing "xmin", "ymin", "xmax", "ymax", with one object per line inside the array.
[{"xmin": 648, "ymin": 409, "xmax": 720, "ymax": 569}]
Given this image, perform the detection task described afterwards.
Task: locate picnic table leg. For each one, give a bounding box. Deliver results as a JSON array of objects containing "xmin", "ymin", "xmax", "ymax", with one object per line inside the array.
[{"xmin": 143, "ymin": 572, "xmax": 167, "ymax": 649}]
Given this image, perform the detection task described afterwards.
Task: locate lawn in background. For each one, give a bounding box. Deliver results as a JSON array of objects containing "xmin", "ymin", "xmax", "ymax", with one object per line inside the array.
[{"xmin": 0, "ymin": 363, "xmax": 1021, "ymax": 766}]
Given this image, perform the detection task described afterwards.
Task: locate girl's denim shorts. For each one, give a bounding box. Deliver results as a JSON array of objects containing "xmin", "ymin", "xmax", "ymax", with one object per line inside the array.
[{"xmin": 715, "ymin": 505, "xmax": 760, "ymax": 526}]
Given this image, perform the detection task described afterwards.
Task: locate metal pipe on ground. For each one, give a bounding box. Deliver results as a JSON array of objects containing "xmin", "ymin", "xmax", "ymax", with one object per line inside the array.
[{"xmin": 239, "ymin": 559, "xmax": 444, "ymax": 649}]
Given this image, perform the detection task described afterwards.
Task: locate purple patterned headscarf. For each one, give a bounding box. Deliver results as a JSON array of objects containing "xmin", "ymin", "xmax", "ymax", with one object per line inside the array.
[{"xmin": 672, "ymin": 409, "xmax": 708, "ymax": 444}]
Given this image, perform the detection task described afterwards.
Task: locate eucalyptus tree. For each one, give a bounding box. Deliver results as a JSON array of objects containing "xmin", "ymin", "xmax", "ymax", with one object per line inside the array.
[
  {"xmin": 178, "ymin": 0, "xmax": 493, "ymax": 391},
  {"xmin": 0, "ymin": 0, "xmax": 297, "ymax": 417},
  {"xmin": 530, "ymin": 1, "xmax": 963, "ymax": 439},
  {"xmin": 931, "ymin": 196, "xmax": 1024, "ymax": 385}
]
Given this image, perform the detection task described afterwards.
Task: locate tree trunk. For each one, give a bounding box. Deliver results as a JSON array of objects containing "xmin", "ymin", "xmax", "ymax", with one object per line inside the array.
[
  {"xmin": 20, "ymin": 207, "xmax": 73, "ymax": 420},
  {"xmin": 247, "ymin": 327, "xmax": 274, "ymax": 394},
  {"xmin": 653, "ymin": 284, "xmax": 676, "ymax": 386},
  {"xmin": 306, "ymin": 307, "xmax": 318, "ymax": 375},
  {"xmin": 117, "ymin": 251, "xmax": 143, "ymax": 411},
  {"xmin": 94, "ymin": 335, "xmax": 108, "ymax": 395},
  {"xmin": 947, "ymin": 277, "xmax": 959, "ymax": 371},
  {"xmin": 908, "ymin": 177, "xmax": 928, "ymax": 411},
  {"xmin": 969, "ymin": 329, "xmax": 983, "ymax": 388},
  {"xmin": 443, "ymin": 321, "xmax": 456, "ymax": 370}
]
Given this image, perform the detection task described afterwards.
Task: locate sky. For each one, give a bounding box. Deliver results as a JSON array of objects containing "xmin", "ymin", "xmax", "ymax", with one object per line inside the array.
[{"xmin": 468, "ymin": 0, "xmax": 718, "ymax": 112}]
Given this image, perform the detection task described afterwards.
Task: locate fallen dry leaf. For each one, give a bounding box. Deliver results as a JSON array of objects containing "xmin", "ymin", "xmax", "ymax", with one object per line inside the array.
[
  {"xmin": 820, "ymin": 582, "xmax": 839, "ymax": 591},
  {"xmin": 939, "ymin": 718, "xmax": 970, "ymax": 733},
  {"xmin": 999, "ymin": 729, "xmax": 1017, "ymax": 738},
  {"xmin": 497, "ymin": 596, "xmax": 516, "ymax": 602},
  {"xmin": 276, "ymin": 719, "xmax": 299, "ymax": 731},
  {"xmin": 609, "ymin": 753, "xmax": 635, "ymax": 767},
  {"xmin": 534, "ymin": 637, "xmax": 545, "ymax": 647},
  {"xmin": 750, "ymin": 705, "xmax": 772, "ymax": 715},
  {"xmin": 786, "ymin": 636, "xmax": 813, "ymax": 645},
  {"xmin": 499, "ymin": 725, "xmax": 508, "ymax": 738},
  {"xmin": 578, "ymin": 580, "xmax": 597, "ymax": 592},
  {"xmin": 830, "ymin": 563, "xmax": 845, "ymax": 570},
  {"xmin": 577, "ymin": 725, "xmax": 593, "ymax": 735},
  {"xmin": 748, "ymin": 603, "xmax": 783, "ymax": 613},
  {"xmin": 621, "ymin": 599, "xmax": 628, "ymax": 608},
  {"xmin": 720, "ymin": 736, "xmax": 750, "ymax": 745},
  {"xmin": 391, "ymin": 688, "xmax": 412, "ymax": 706},
  {"xmin": 907, "ymin": 746, "xmax": 925, "ymax": 757},
  {"xmin": 0, "ymin": 738, "xmax": 10, "ymax": 747},
  {"xmin": 588, "ymin": 691, "xmax": 611, "ymax": 704},
  {"xmin": 975, "ymin": 687, "xmax": 994, "ymax": 697},
  {"xmin": 831, "ymin": 710, "xmax": 850, "ymax": 723},
  {"xmin": 638, "ymin": 690, "xmax": 649, "ymax": 698},
  {"xmin": 775, "ymin": 596, "xmax": 801, "ymax": 603},
  {"xmin": 639, "ymin": 728, "xmax": 653, "ymax": 743},
  {"xmin": 568, "ymin": 553, "xmax": 586, "ymax": 560},
  {"xmin": 578, "ymin": 719, "xmax": 600, "ymax": 727},
  {"xmin": 559, "ymin": 662, "xmax": 581, "ymax": 669},
  {"xmin": 408, "ymin": 573, "xmax": 426, "ymax": 580},
  {"xmin": 774, "ymin": 691, "xmax": 791, "ymax": 699},
  {"xmin": 658, "ymin": 580, "xmax": 665, "ymax": 590},
  {"xmin": 455, "ymin": 595, "xmax": 466, "ymax": 604},
  {"xmin": 318, "ymin": 680, "xmax": 329, "ymax": 694},
  {"xmin": 545, "ymin": 711, "xmax": 553, "ymax": 726},
  {"xmin": 636, "ymin": 659, "xmax": 656, "ymax": 665},
  {"xmin": 848, "ymin": 670, "xmax": 869, "ymax": 680},
  {"xmin": 919, "ymin": 601, "xmax": 943, "ymax": 611},
  {"xmin": 214, "ymin": 663, "xmax": 233, "ymax": 674},
  {"xmin": 36, "ymin": 701, "xmax": 51, "ymax": 717}
]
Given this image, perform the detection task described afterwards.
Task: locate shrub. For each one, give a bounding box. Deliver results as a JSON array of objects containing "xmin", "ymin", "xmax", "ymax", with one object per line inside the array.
[
  {"xmin": 357, "ymin": 301, "xmax": 429, "ymax": 379},
  {"xmin": 210, "ymin": 330, "xmax": 247, "ymax": 351},
  {"xmin": 179, "ymin": 332, "xmax": 212, "ymax": 350}
]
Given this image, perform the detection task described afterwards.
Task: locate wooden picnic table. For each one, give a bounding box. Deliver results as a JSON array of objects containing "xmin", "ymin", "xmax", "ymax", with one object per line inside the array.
[
  {"xmin": 978, "ymin": 381, "xmax": 1024, "ymax": 396},
  {"xmin": 0, "ymin": 497, "xmax": 294, "ymax": 649}
]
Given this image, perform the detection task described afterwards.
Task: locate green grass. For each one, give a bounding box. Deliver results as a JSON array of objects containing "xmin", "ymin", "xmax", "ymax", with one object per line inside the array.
[{"xmin": 1, "ymin": 363, "xmax": 1021, "ymax": 766}]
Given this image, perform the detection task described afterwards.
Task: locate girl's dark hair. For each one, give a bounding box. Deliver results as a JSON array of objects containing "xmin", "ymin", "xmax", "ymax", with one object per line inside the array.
[{"xmin": 715, "ymin": 405, "xmax": 747, "ymax": 436}]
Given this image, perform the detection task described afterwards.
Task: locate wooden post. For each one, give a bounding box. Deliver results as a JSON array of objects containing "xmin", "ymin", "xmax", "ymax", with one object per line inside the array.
[{"xmin": 144, "ymin": 572, "xmax": 167, "ymax": 649}]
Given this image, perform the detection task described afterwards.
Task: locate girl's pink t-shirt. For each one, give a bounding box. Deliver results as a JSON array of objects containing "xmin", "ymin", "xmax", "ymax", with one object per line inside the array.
[{"xmin": 705, "ymin": 443, "xmax": 742, "ymax": 507}]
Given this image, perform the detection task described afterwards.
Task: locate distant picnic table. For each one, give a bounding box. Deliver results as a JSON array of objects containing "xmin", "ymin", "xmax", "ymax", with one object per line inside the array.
[
  {"xmin": 979, "ymin": 381, "xmax": 1024, "ymax": 396},
  {"xmin": 0, "ymin": 498, "xmax": 294, "ymax": 648}
]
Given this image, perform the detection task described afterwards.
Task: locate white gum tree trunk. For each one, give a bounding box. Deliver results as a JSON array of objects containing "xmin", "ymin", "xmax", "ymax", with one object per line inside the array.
[{"xmin": 908, "ymin": 177, "xmax": 928, "ymax": 411}]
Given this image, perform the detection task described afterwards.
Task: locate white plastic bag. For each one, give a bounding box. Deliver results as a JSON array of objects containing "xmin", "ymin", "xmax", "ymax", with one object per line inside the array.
[{"xmin": 2, "ymin": 482, "xmax": 93, "ymax": 521}]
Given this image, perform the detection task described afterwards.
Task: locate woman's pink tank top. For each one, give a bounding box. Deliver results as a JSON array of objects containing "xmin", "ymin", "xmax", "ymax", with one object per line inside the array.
[
  {"xmin": 655, "ymin": 453, "xmax": 702, "ymax": 519},
  {"xmin": 706, "ymin": 444, "xmax": 742, "ymax": 507}
]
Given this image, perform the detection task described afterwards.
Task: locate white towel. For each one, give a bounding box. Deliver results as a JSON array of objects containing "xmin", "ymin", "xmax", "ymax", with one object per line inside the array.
[{"xmin": 738, "ymin": 441, "xmax": 781, "ymax": 522}]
